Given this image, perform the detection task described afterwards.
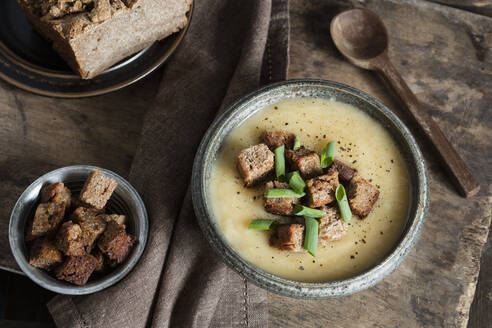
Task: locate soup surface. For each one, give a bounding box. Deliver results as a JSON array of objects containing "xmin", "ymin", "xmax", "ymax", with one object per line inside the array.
[{"xmin": 209, "ymin": 97, "xmax": 409, "ymax": 282}]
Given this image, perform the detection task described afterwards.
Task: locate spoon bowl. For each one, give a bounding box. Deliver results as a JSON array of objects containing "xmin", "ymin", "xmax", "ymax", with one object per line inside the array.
[{"xmin": 330, "ymin": 9, "xmax": 388, "ymax": 68}]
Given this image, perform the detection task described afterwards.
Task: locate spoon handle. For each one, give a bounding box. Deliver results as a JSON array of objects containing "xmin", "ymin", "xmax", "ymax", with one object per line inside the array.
[{"xmin": 374, "ymin": 55, "xmax": 480, "ymax": 197}]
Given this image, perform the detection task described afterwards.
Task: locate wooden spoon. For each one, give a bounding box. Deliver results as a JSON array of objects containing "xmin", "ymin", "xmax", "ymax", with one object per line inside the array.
[{"xmin": 330, "ymin": 8, "xmax": 480, "ymax": 197}]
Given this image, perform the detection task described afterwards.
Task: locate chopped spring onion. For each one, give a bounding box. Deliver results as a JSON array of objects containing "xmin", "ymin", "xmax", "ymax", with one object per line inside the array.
[
  {"xmin": 248, "ymin": 219, "xmax": 278, "ymax": 230},
  {"xmin": 293, "ymin": 205, "xmax": 324, "ymax": 218},
  {"xmin": 336, "ymin": 184, "xmax": 352, "ymax": 222},
  {"xmin": 264, "ymin": 189, "xmax": 305, "ymax": 198},
  {"xmin": 320, "ymin": 141, "xmax": 335, "ymax": 168},
  {"xmin": 304, "ymin": 216, "xmax": 319, "ymax": 256},
  {"xmin": 274, "ymin": 145, "xmax": 286, "ymax": 180},
  {"xmin": 293, "ymin": 136, "xmax": 301, "ymax": 150},
  {"xmin": 287, "ymin": 171, "xmax": 306, "ymax": 194}
]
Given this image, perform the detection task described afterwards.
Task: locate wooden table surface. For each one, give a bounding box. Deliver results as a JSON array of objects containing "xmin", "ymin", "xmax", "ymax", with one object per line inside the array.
[{"xmin": 0, "ymin": 0, "xmax": 490, "ymax": 327}]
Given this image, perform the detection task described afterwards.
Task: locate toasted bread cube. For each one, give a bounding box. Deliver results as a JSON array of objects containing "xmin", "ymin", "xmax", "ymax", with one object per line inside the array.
[
  {"xmin": 264, "ymin": 181, "xmax": 300, "ymax": 216},
  {"xmin": 80, "ymin": 217, "xmax": 107, "ymax": 253},
  {"xmin": 326, "ymin": 159, "xmax": 357, "ymax": 183},
  {"xmin": 318, "ymin": 206, "xmax": 347, "ymax": 243},
  {"xmin": 71, "ymin": 206, "xmax": 102, "ymax": 222},
  {"xmin": 237, "ymin": 144, "xmax": 274, "ymax": 187},
  {"xmin": 305, "ymin": 171, "xmax": 339, "ymax": 208},
  {"xmin": 98, "ymin": 214, "xmax": 126, "ymax": 226},
  {"xmin": 91, "ymin": 249, "xmax": 105, "ymax": 273},
  {"xmin": 26, "ymin": 201, "xmax": 66, "ymax": 242},
  {"xmin": 98, "ymin": 221, "xmax": 135, "ymax": 263},
  {"xmin": 261, "ymin": 131, "xmax": 296, "ymax": 150},
  {"xmin": 28, "ymin": 237, "xmax": 63, "ymax": 270},
  {"xmin": 286, "ymin": 147, "xmax": 323, "ymax": 179},
  {"xmin": 269, "ymin": 224, "xmax": 305, "ymax": 252},
  {"xmin": 348, "ymin": 175, "xmax": 379, "ymax": 218},
  {"xmin": 56, "ymin": 255, "xmax": 98, "ymax": 286},
  {"xmin": 40, "ymin": 182, "xmax": 71, "ymax": 208},
  {"xmin": 79, "ymin": 169, "xmax": 118, "ymax": 210},
  {"xmin": 55, "ymin": 221, "xmax": 86, "ymax": 256}
]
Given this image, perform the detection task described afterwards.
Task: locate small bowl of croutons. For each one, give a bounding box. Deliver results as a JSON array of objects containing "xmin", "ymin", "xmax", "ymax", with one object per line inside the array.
[{"xmin": 9, "ymin": 165, "xmax": 148, "ymax": 295}]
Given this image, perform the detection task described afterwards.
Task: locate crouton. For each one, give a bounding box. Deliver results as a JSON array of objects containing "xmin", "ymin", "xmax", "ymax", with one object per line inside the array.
[
  {"xmin": 97, "ymin": 221, "xmax": 135, "ymax": 264},
  {"xmin": 326, "ymin": 159, "xmax": 358, "ymax": 183},
  {"xmin": 269, "ymin": 224, "xmax": 305, "ymax": 252},
  {"xmin": 55, "ymin": 221, "xmax": 86, "ymax": 256},
  {"xmin": 56, "ymin": 255, "xmax": 98, "ymax": 286},
  {"xmin": 305, "ymin": 171, "xmax": 339, "ymax": 208},
  {"xmin": 286, "ymin": 147, "xmax": 323, "ymax": 179},
  {"xmin": 261, "ymin": 131, "xmax": 296, "ymax": 150},
  {"xmin": 348, "ymin": 175, "xmax": 379, "ymax": 218},
  {"xmin": 237, "ymin": 144, "xmax": 275, "ymax": 186},
  {"xmin": 91, "ymin": 249, "xmax": 105, "ymax": 273},
  {"xmin": 98, "ymin": 214, "xmax": 126, "ymax": 226},
  {"xmin": 71, "ymin": 206, "xmax": 102, "ymax": 222},
  {"xmin": 79, "ymin": 169, "xmax": 118, "ymax": 210},
  {"xmin": 40, "ymin": 182, "xmax": 71, "ymax": 208},
  {"xmin": 318, "ymin": 206, "xmax": 347, "ymax": 243},
  {"xmin": 28, "ymin": 237, "xmax": 63, "ymax": 270},
  {"xmin": 264, "ymin": 181, "xmax": 300, "ymax": 216},
  {"xmin": 80, "ymin": 217, "xmax": 107, "ymax": 253},
  {"xmin": 26, "ymin": 201, "xmax": 66, "ymax": 241}
]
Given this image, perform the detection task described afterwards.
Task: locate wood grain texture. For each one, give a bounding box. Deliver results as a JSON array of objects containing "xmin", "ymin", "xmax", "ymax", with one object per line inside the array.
[
  {"xmin": 268, "ymin": 0, "xmax": 491, "ymax": 327},
  {"xmin": 0, "ymin": 0, "xmax": 490, "ymax": 327}
]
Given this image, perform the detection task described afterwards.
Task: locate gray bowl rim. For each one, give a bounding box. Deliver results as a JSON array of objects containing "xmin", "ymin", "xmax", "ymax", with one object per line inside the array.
[
  {"xmin": 9, "ymin": 165, "xmax": 149, "ymax": 295},
  {"xmin": 192, "ymin": 78, "xmax": 429, "ymax": 299}
]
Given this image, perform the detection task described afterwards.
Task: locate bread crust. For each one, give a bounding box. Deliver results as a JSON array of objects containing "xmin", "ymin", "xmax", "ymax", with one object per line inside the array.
[{"xmin": 17, "ymin": 0, "xmax": 192, "ymax": 79}]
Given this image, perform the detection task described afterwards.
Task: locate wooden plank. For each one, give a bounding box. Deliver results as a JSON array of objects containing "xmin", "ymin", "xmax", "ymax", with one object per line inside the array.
[{"xmin": 267, "ymin": 0, "xmax": 491, "ymax": 327}]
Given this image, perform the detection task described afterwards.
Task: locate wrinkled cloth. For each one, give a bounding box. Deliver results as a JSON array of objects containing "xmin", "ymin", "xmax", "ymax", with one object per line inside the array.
[{"xmin": 48, "ymin": 0, "xmax": 290, "ymax": 327}]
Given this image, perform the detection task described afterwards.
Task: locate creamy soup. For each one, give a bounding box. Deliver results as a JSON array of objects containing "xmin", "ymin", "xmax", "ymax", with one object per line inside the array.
[{"xmin": 209, "ymin": 98, "xmax": 409, "ymax": 282}]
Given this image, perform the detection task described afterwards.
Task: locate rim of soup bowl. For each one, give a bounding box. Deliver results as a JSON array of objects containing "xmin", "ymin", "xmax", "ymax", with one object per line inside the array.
[{"xmin": 191, "ymin": 79, "xmax": 429, "ymax": 298}]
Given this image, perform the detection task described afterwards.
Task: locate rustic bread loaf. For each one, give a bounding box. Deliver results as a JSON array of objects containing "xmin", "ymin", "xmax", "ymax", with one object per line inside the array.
[{"xmin": 17, "ymin": 0, "xmax": 192, "ymax": 79}]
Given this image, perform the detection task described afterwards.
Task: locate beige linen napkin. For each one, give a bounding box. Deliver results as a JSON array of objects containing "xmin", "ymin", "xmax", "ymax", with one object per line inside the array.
[{"xmin": 48, "ymin": 0, "xmax": 290, "ymax": 327}]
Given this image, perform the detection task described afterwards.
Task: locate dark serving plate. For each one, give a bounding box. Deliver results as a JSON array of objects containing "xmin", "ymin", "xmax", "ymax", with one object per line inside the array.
[{"xmin": 0, "ymin": 0, "xmax": 192, "ymax": 98}]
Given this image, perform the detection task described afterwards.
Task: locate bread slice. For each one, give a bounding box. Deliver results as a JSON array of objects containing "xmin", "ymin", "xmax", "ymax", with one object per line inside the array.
[{"xmin": 17, "ymin": 0, "xmax": 192, "ymax": 79}]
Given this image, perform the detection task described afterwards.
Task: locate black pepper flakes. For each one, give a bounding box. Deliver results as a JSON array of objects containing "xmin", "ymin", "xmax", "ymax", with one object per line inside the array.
[
  {"xmin": 350, "ymin": 255, "xmax": 355, "ymax": 259},
  {"xmin": 299, "ymin": 266, "xmax": 304, "ymax": 270},
  {"xmin": 274, "ymin": 106, "xmax": 278, "ymax": 110},
  {"xmin": 237, "ymin": 192, "xmax": 240, "ymax": 195},
  {"xmin": 323, "ymin": 134, "xmax": 326, "ymax": 139},
  {"xmin": 380, "ymin": 231, "xmax": 384, "ymax": 235},
  {"xmin": 285, "ymin": 123, "xmax": 288, "ymax": 125}
]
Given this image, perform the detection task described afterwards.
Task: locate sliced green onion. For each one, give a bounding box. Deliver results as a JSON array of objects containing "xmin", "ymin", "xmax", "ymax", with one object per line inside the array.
[
  {"xmin": 293, "ymin": 136, "xmax": 301, "ymax": 150},
  {"xmin": 264, "ymin": 189, "xmax": 305, "ymax": 198},
  {"xmin": 293, "ymin": 205, "xmax": 324, "ymax": 218},
  {"xmin": 287, "ymin": 171, "xmax": 306, "ymax": 193},
  {"xmin": 274, "ymin": 145, "xmax": 285, "ymax": 180},
  {"xmin": 336, "ymin": 184, "xmax": 352, "ymax": 222},
  {"xmin": 320, "ymin": 141, "xmax": 335, "ymax": 168},
  {"xmin": 248, "ymin": 219, "xmax": 278, "ymax": 230},
  {"xmin": 304, "ymin": 216, "xmax": 318, "ymax": 256}
]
